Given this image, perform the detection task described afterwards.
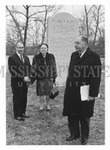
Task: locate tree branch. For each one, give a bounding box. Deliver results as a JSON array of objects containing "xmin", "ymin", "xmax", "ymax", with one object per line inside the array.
[
  {"xmin": 88, "ymin": 5, "xmax": 95, "ymax": 14},
  {"xmin": 11, "ymin": 10, "xmax": 26, "ymax": 17},
  {"xmin": 6, "ymin": 6, "xmax": 23, "ymax": 43},
  {"xmin": 32, "ymin": 5, "xmax": 45, "ymax": 8},
  {"xmin": 28, "ymin": 12, "xmax": 38, "ymax": 18}
]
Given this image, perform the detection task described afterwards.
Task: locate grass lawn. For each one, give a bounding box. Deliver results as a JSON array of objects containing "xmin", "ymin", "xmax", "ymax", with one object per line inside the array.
[{"xmin": 6, "ymin": 70, "xmax": 105, "ymax": 145}]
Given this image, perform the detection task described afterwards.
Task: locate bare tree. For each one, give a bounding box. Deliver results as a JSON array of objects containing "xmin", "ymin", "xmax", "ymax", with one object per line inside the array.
[
  {"xmin": 79, "ymin": 5, "xmax": 104, "ymax": 44},
  {"xmin": 84, "ymin": 5, "xmax": 95, "ymax": 39},
  {"xmin": 6, "ymin": 5, "xmax": 39, "ymax": 53},
  {"xmin": 27, "ymin": 21, "xmax": 41, "ymax": 47},
  {"xmin": 6, "ymin": 6, "xmax": 24, "ymax": 44},
  {"xmin": 33, "ymin": 5, "xmax": 63, "ymax": 44},
  {"xmin": 6, "ymin": 5, "xmax": 63, "ymax": 54},
  {"xmin": 92, "ymin": 5, "xmax": 104, "ymax": 46}
]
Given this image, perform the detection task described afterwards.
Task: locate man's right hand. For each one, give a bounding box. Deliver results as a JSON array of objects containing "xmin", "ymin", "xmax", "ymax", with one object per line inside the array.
[{"xmin": 24, "ymin": 76, "xmax": 30, "ymax": 82}]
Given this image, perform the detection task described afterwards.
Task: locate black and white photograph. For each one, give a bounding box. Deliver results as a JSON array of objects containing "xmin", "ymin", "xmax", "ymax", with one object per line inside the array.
[{"xmin": 0, "ymin": 0, "xmax": 110, "ymax": 148}]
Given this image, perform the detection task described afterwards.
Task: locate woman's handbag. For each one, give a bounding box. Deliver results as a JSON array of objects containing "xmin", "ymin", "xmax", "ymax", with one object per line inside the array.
[{"xmin": 50, "ymin": 86, "xmax": 59, "ymax": 100}]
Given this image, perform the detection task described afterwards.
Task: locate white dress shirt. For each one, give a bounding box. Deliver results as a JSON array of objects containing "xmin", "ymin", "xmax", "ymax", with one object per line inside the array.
[
  {"xmin": 16, "ymin": 52, "xmax": 24, "ymax": 63},
  {"xmin": 80, "ymin": 47, "xmax": 88, "ymax": 58}
]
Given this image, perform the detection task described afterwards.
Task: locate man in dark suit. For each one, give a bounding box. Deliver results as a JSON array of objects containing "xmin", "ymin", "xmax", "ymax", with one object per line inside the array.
[
  {"xmin": 62, "ymin": 36, "xmax": 101, "ymax": 145},
  {"xmin": 8, "ymin": 42, "xmax": 31, "ymax": 121}
]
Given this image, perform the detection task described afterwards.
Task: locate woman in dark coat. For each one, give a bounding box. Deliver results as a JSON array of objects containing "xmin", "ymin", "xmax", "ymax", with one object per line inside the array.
[{"xmin": 31, "ymin": 43, "xmax": 57, "ymax": 111}]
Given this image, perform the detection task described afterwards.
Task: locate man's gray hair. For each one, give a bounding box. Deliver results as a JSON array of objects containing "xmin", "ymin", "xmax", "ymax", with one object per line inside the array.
[{"xmin": 81, "ymin": 36, "xmax": 88, "ymax": 44}]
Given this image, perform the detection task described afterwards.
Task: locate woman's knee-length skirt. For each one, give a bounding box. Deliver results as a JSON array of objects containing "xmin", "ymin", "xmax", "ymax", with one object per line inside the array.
[{"xmin": 37, "ymin": 78, "xmax": 53, "ymax": 96}]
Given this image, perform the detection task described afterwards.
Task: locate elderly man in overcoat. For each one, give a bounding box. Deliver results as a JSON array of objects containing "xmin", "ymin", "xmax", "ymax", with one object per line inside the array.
[{"xmin": 62, "ymin": 36, "xmax": 101, "ymax": 145}]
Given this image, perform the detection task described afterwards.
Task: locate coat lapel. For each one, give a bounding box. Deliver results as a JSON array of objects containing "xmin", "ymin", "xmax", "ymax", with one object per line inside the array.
[
  {"xmin": 14, "ymin": 53, "xmax": 24, "ymax": 65},
  {"xmin": 76, "ymin": 48, "xmax": 92, "ymax": 64}
]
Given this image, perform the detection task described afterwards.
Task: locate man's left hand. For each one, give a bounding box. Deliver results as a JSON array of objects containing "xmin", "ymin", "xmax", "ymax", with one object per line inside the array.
[{"xmin": 24, "ymin": 76, "xmax": 30, "ymax": 82}]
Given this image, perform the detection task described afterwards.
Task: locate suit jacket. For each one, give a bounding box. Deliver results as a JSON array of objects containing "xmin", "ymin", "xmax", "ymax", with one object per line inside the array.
[
  {"xmin": 63, "ymin": 47, "xmax": 101, "ymax": 117},
  {"xmin": 8, "ymin": 53, "xmax": 31, "ymax": 88}
]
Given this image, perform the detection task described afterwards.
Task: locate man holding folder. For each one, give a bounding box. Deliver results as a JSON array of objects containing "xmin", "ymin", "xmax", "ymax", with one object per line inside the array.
[{"xmin": 63, "ymin": 36, "xmax": 101, "ymax": 145}]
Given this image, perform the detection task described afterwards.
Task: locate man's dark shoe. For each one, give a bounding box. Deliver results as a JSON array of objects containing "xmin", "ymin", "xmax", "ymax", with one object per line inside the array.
[
  {"xmin": 81, "ymin": 139, "xmax": 88, "ymax": 145},
  {"xmin": 22, "ymin": 114, "xmax": 30, "ymax": 118},
  {"xmin": 15, "ymin": 117, "xmax": 24, "ymax": 121},
  {"xmin": 66, "ymin": 135, "xmax": 80, "ymax": 141}
]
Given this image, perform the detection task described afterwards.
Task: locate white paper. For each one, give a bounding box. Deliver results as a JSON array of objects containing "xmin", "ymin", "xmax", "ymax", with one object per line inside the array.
[{"xmin": 80, "ymin": 85, "xmax": 90, "ymax": 101}]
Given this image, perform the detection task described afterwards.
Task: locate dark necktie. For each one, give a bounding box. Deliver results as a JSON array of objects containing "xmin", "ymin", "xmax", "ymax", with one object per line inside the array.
[
  {"xmin": 44, "ymin": 57, "xmax": 46, "ymax": 65},
  {"xmin": 77, "ymin": 53, "xmax": 81, "ymax": 60},
  {"xmin": 20, "ymin": 54, "xmax": 24, "ymax": 63}
]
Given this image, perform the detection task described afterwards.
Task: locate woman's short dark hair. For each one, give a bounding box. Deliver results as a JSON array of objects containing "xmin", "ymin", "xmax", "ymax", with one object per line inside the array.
[{"xmin": 40, "ymin": 43, "xmax": 49, "ymax": 49}]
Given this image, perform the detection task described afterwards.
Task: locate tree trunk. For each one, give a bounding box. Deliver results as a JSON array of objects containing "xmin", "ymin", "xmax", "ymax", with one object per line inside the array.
[
  {"xmin": 24, "ymin": 5, "xmax": 29, "ymax": 54},
  {"xmin": 93, "ymin": 5, "xmax": 101, "ymax": 47},
  {"xmin": 6, "ymin": 6, "xmax": 23, "ymax": 44},
  {"xmin": 41, "ymin": 6, "xmax": 48, "ymax": 44},
  {"xmin": 84, "ymin": 5, "xmax": 89, "ymax": 39}
]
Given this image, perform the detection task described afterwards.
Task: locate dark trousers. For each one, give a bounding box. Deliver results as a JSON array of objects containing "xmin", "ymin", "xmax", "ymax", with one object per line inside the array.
[
  {"xmin": 12, "ymin": 86, "xmax": 28, "ymax": 118},
  {"xmin": 68, "ymin": 115, "xmax": 90, "ymax": 140}
]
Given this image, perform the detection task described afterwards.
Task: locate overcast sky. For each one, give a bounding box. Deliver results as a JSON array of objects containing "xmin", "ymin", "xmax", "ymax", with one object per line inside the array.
[{"xmin": 60, "ymin": 5, "xmax": 83, "ymax": 17}]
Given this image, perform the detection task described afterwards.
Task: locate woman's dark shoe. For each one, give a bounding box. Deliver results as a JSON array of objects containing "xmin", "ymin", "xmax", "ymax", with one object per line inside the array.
[{"xmin": 66, "ymin": 135, "xmax": 80, "ymax": 141}]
